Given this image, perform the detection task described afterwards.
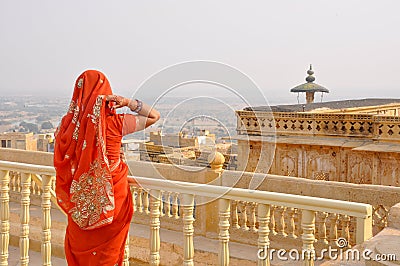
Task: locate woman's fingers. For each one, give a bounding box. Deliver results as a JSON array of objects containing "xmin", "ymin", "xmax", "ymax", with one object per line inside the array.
[{"xmin": 106, "ymin": 95, "xmax": 129, "ymax": 109}]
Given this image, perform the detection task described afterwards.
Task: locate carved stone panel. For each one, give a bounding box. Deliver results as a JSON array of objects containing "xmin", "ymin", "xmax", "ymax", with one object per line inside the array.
[
  {"xmin": 305, "ymin": 148, "xmax": 338, "ymax": 181},
  {"xmin": 377, "ymin": 154, "xmax": 400, "ymax": 186},
  {"xmin": 347, "ymin": 152, "xmax": 373, "ymax": 184},
  {"xmin": 276, "ymin": 145, "xmax": 300, "ymax": 177}
]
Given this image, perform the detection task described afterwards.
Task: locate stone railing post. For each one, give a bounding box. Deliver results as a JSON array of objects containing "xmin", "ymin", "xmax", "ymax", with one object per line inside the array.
[
  {"xmin": 257, "ymin": 204, "xmax": 271, "ymax": 266},
  {"xmin": 205, "ymin": 152, "xmax": 225, "ymax": 236},
  {"xmin": 355, "ymin": 205, "xmax": 372, "ymax": 245},
  {"xmin": 182, "ymin": 193, "xmax": 195, "ymax": 266},
  {"xmin": 218, "ymin": 198, "xmax": 230, "ymax": 266},
  {"xmin": 41, "ymin": 174, "xmax": 52, "ymax": 266},
  {"xmin": 0, "ymin": 170, "xmax": 10, "ymax": 266},
  {"xmin": 20, "ymin": 173, "xmax": 31, "ymax": 266},
  {"xmin": 149, "ymin": 189, "xmax": 161, "ymax": 266},
  {"xmin": 209, "ymin": 152, "xmax": 225, "ymax": 176},
  {"xmin": 301, "ymin": 210, "xmax": 316, "ymax": 266}
]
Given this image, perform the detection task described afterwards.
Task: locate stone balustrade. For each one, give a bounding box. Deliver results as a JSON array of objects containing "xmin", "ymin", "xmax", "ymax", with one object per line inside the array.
[
  {"xmin": 236, "ymin": 111, "xmax": 400, "ymax": 141},
  {"xmin": 131, "ymin": 176, "xmax": 373, "ymax": 266},
  {"xmin": 0, "ymin": 159, "xmax": 375, "ymax": 266}
]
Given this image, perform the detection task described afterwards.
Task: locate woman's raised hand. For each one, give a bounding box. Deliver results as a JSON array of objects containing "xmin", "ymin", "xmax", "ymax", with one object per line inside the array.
[{"xmin": 105, "ymin": 95, "xmax": 130, "ymax": 109}]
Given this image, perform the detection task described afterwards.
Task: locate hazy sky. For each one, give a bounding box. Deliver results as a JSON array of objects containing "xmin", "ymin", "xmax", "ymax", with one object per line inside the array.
[{"xmin": 1, "ymin": 1, "xmax": 399, "ymax": 104}]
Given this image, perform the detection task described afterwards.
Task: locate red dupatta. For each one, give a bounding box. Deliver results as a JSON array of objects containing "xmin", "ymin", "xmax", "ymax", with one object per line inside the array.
[{"xmin": 54, "ymin": 70, "xmax": 116, "ymax": 230}]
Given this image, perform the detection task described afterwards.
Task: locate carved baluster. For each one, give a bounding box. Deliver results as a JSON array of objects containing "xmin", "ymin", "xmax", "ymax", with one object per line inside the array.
[
  {"xmin": 165, "ymin": 192, "xmax": 172, "ymax": 218},
  {"xmin": 10, "ymin": 172, "xmax": 16, "ymax": 192},
  {"xmin": 329, "ymin": 213, "xmax": 338, "ymax": 246},
  {"xmin": 51, "ymin": 178, "xmax": 56, "ymax": 192},
  {"xmin": 137, "ymin": 188, "xmax": 143, "ymax": 213},
  {"xmin": 219, "ymin": 198, "xmax": 230, "ymax": 266},
  {"xmin": 30, "ymin": 180, "xmax": 36, "ymax": 195},
  {"xmin": 149, "ymin": 190, "xmax": 161, "ymax": 266},
  {"xmin": 143, "ymin": 190, "xmax": 150, "ymax": 214},
  {"xmin": 182, "ymin": 193, "xmax": 195, "ymax": 266},
  {"xmin": 159, "ymin": 192, "xmax": 165, "ymax": 217},
  {"xmin": 317, "ymin": 212, "xmax": 328, "ymax": 245},
  {"xmin": 276, "ymin": 206, "xmax": 287, "ymax": 237},
  {"xmin": 41, "ymin": 175, "xmax": 52, "ymax": 266},
  {"xmin": 350, "ymin": 217, "xmax": 357, "ymax": 247},
  {"xmin": 269, "ymin": 206, "xmax": 277, "ymax": 235},
  {"xmin": 287, "ymin": 208, "xmax": 297, "ymax": 239},
  {"xmin": 301, "ymin": 210, "xmax": 316, "ymax": 266},
  {"xmin": 0, "ymin": 170, "xmax": 10, "ymax": 266},
  {"xmin": 20, "ymin": 173, "xmax": 31, "ymax": 266},
  {"xmin": 231, "ymin": 200, "xmax": 240, "ymax": 229},
  {"xmin": 150, "ymin": 189, "xmax": 161, "ymax": 265},
  {"xmin": 172, "ymin": 193, "xmax": 179, "ymax": 219},
  {"xmin": 15, "ymin": 173, "xmax": 22, "ymax": 192},
  {"xmin": 37, "ymin": 181, "xmax": 42, "ymax": 195},
  {"xmin": 123, "ymin": 234, "xmax": 129, "ymax": 266},
  {"xmin": 241, "ymin": 201, "xmax": 249, "ymax": 231},
  {"xmin": 257, "ymin": 204, "xmax": 271, "ymax": 266},
  {"xmin": 340, "ymin": 215, "xmax": 351, "ymax": 248},
  {"xmin": 296, "ymin": 209, "xmax": 302, "ymax": 237},
  {"xmin": 249, "ymin": 203, "xmax": 257, "ymax": 232},
  {"xmin": 131, "ymin": 187, "xmax": 137, "ymax": 213}
]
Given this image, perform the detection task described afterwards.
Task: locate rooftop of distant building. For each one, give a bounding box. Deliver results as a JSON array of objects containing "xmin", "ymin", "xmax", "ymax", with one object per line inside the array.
[{"xmin": 244, "ymin": 98, "xmax": 400, "ymax": 113}]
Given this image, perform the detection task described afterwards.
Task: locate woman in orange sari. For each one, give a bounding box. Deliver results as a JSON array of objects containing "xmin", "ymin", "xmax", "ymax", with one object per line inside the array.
[{"xmin": 54, "ymin": 70, "xmax": 160, "ymax": 265}]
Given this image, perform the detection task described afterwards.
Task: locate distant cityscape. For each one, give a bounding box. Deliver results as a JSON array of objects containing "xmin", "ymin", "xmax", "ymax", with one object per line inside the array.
[{"xmin": 0, "ymin": 95, "xmax": 248, "ymax": 141}]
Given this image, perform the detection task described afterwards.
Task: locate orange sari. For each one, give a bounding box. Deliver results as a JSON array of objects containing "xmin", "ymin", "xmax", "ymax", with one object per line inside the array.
[{"xmin": 54, "ymin": 70, "xmax": 135, "ymax": 265}]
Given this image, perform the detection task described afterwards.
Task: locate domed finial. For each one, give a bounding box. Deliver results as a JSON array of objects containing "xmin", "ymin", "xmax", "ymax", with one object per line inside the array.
[
  {"xmin": 307, "ymin": 64, "xmax": 314, "ymax": 75},
  {"xmin": 306, "ymin": 64, "xmax": 315, "ymax": 83}
]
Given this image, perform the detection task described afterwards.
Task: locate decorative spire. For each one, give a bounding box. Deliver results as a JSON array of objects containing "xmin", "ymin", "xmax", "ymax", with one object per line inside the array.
[
  {"xmin": 290, "ymin": 64, "xmax": 329, "ymax": 104},
  {"xmin": 305, "ymin": 64, "xmax": 315, "ymax": 83}
]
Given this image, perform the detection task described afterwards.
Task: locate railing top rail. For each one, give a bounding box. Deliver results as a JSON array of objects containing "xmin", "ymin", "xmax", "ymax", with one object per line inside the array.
[
  {"xmin": 0, "ymin": 160, "xmax": 55, "ymax": 176},
  {"xmin": 132, "ymin": 176, "xmax": 372, "ymax": 218}
]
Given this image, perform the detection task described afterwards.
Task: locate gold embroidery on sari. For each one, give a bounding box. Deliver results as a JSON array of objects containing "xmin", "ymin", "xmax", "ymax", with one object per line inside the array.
[
  {"xmin": 69, "ymin": 158, "xmax": 114, "ymax": 229},
  {"xmin": 72, "ymin": 106, "xmax": 79, "ymax": 124},
  {"xmin": 91, "ymin": 96, "xmax": 103, "ymax": 124},
  {"xmin": 68, "ymin": 100, "xmax": 77, "ymax": 113},
  {"xmin": 72, "ymin": 121, "xmax": 80, "ymax": 140},
  {"xmin": 77, "ymin": 78, "xmax": 83, "ymax": 88}
]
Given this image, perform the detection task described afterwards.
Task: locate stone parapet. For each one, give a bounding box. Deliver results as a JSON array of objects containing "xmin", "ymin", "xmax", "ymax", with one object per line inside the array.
[{"xmin": 237, "ymin": 111, "xmax": 400, "ymax": 142}]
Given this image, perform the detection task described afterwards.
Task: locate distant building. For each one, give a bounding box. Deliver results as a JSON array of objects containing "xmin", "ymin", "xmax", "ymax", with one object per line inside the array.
[
  {"xmin": 37, "ymin": 133, "xmax": 54, "ymax": 152},
  {"xmin": 236, "ymin": 63, "xmax": 400, "ymax": 187},
  {"xmin": 0, "ymin": 132, "xmax": 37, "ymax": 151},
  {"xmin": 139, "ymin": 131, "xmax": 237, "ymax": 170}
]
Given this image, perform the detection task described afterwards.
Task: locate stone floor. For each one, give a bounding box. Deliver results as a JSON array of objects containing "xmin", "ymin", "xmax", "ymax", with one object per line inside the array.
[
  {"xmin": 7, "ymin": 246, "xmax": 67, "ymax": 266},
  {"xmin": 7, "ymin": 245, "xmax": 149, "ymax": 265}
]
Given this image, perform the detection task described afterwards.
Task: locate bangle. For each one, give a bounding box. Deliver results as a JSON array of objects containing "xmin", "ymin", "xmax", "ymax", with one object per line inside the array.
[
  {"xmin": 130, "ymin": 99, "xmax": 142, "ymax": 113},
  {"xmin": 134, "ymin": 99, "xmax": 143, "ymax": 112}
]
